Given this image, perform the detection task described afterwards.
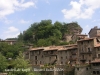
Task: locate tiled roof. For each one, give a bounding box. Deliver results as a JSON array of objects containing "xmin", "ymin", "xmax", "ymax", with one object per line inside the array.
[
  {"xmin": 76, "ymin": 34, "xmax": 88, "ymax": 36},
  {"xmin": 43, "ymin": 47, "xmax": 58, "ymax": 51},
  {"xmin": 67, "ymin": 46, "xmax": 77, "ymax": 50},
  {"xmin": 29, "ymin": 44, "xmax": 77, "ymax": 51},
  {"xmin": 77, "ymin": 38, "xmax": 94, "ymax": 42},
  {"xmin": 64, "ymin": 44, "xmax": 77, "ymax": 47},
  {"xmin": 5, "ymin": 39, "xmax": 17, "ymax": 41},
  {"xmin": 43, "ymin": 46, "xmax": 64, "ymax": 51},
  {"xmin": 29, "ymin": 47, "xmax": 44, "ymax": 51},
  {"xmin": 91, "ymin": 59, "xmax": 100, "ymax": 63},
  {"xmin": 94, "ymin": 44, "xmax": 100, "ymax": 47},
  {"xmin": 58, "ymin": 48, "xmax": 67, "ymax": 51},
  {"xmin": 58, "ymin": 46, "xmax": 77, "ymax": 51}
]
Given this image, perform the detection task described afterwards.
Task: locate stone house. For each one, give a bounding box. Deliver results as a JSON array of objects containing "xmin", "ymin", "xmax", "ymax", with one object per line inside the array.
[
  {"xmin": 29, "ymin": 47, "xmax": 44, "ymax": 65},
  {"xmin": 57, "ymin": 44, "xmax": 78, "ymax": 65},
  {"xmin": 94, "ymin": 44, "xmax": 100, "ymax": 58},
  {"xmin": 43, "ymin": 46, "xmax": 58, "ymax": 65},
  {"xmin": 29, "ymin": 45, "xmax": 78, "ymax": 66},
  {"xmin": 91, "ymin": 59, "xmax": 100, "ymax": 75},
  {"xmin": 0, "ymin": 39, "xmax": 17, "ymax": 45},
  {"xmin": 89, "ymin": 26, "xmax": 100, "ymax": 38},
  {"xmin": 77, "ymin": 38, "xmax": 98, "ymax": 64},
  {"xmin": 72, "ymin": 34, "xmax": 88, "ymax": 42}
]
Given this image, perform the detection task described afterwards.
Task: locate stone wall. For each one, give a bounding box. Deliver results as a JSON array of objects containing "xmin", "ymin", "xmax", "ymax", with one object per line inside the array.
[
  {"xmin": 0, "ymin": 73, "xmax": 7, "ymax": 75},
  {"xmin": 75, "ymin": 66, "xmax": 91, "ymax": 75}
]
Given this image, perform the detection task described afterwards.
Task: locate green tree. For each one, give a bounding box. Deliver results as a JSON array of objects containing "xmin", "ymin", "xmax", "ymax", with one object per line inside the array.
[
  {"xmin": 0, "ymin": 42, "xmax": 24, "ymax": 59},
  {"xmin": 7, "ymin": 51, "xmax": 38, "ymax": 75},
  {"xmin": 54, "ymin": 21, "xmax": 62, "ymax": 30},
  {"xmin": 0, "ymin": 53, "xmax": 7, "ymax": 72},
  {"xmin": 17, "ymin": 20, "xmax": 82, "ymax": 47},
  {"xmin": 18, "ymin": 33, "xmax": 23, "ymax": 41}
]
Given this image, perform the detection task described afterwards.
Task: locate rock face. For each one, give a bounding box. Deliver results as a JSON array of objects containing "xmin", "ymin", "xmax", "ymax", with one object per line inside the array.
[
  {"xmin": 63, "ymin": 22, "xmax": 83, "ymax": 42},
  {"xmin": 67, "ymin": 22, "xmax": 82, "ymax": 35}
]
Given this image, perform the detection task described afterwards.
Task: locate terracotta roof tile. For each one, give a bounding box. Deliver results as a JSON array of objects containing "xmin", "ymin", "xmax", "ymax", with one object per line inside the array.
[
  {"xmin": 29, "ymin": 47, "xmax": 44, "ymax": 51},
  {"xmin": 91, "ymin": 59, "xmax": 100, "ymax": 63},
  {"xmin": 76, "ymin": 34, "xmax": 88, "ymax": 36},
  {"xmin": 77, "ymin": 38, "xmax": 95, "ymax": 42},
  {"xmin": 94, "ymin": 44, "xmax": 100, "ymax": 47}
]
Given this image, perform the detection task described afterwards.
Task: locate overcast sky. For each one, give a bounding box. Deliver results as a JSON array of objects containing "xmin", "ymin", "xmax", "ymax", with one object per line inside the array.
[{"xmin": 0, "ymin": 0, "xmax": 100, "ymax": 39}]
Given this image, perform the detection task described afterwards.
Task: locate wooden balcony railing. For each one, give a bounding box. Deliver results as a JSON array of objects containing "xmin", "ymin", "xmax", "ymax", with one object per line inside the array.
[{"xmin": 80, "ymin": 51, "xmax": 92, "ymax": 54}]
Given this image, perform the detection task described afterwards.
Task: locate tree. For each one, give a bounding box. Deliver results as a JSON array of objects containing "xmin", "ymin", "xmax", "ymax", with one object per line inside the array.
[
  {"xmin": 7, "ymin": 51, "xmax": 39, "ymax": 75},
  {"xmin": 54, "ymin": 21, "xmax": 62, "ymax": 30},
  {"xmin": 0, "ymin": 53, "xmax": 7, "ymax": 72},
  {"xmin": 0, "ymin": 42, "xmax": 25, "ymax": 59},
  {"xmin": 18, "ymin": 33, "xmax": 23, "ymax": 41},
  {"xmin": 17, "ymin": 20, "xmax": 82, "ymax": 47}
]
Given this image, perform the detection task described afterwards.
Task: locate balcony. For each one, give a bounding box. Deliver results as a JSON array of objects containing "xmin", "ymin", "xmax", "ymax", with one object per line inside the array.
[
  {"xmin": 44, "ymin": 52, "xmax": 57, "ymax": 56},
  {"xmin": 50, "ymin": 59, "xmax": 57, "ymax": 65},
  {"xmin": 80, "ymin": 51, "xmax": 92, "ymax": 54},
  {"xmin": 80, "ymin": 58, "xmax": 86, "ymax": 61},
  {"xmin": 71, "ymin": 52, "xmax": 77, "ymax": 55},
  {"xmin": 69, "ymin": 58, "xmax": 77, "ymax": 61}
]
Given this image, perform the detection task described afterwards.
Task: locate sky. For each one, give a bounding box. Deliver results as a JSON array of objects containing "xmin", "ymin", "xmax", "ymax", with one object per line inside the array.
[{"xmin": 0, "ymin": 0, "xmax": 100, "ymax": 39}]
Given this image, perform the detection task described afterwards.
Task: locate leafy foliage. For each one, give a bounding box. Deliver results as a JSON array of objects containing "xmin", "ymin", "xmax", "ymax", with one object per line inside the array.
[
  {"xmin": 7, "ymin": 52, "xmax": 40, "ymax": 75},
  {"xmin": 0, "ymin": 53, "xmax": 8, "ymax": 72},
  {"xmin": 17, "ymin": 20, "xmax": 82, "ymax": 47},
  {"xmin": 0, "ymin": 42, "xmax": 24, "ymax": 59}
]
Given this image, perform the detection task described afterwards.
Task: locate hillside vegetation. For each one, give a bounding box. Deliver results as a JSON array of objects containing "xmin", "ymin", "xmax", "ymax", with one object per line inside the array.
[{"xmin": 18, "ymin": 19, "xmax": 82, "ymax": 47}]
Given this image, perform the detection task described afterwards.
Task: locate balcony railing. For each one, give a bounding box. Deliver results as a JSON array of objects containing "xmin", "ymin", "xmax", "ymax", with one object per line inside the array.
[
  {"xmin": 80, "ymin": 58, "xmax": 86, "ymax": 61},
  {"xmin": 50, "ymin": 59, "xmax": 57, "ymax": 65},
  {"xmin": 80, "ymin": 51, "xmax": 92, "ymax": 54},
  {"xmin": 69, "ymin": 58, "xmax": 77, "ymax": 61},
  {"xmin": 44, "ymin": 52, "xmax": 57, "ymax": 56},
  {"xmin": 71, "ymin": 52, "xmax": 77, "ymax": 55}
]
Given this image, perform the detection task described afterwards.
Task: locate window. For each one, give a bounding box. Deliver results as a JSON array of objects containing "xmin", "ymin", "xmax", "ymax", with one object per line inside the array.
[
  {"xmin": 97, "ymin": 71, "xmax": 99, "ymax": 74},
  {"xmin": 51, "ymin": 51, "xmax": 53, "ymax": 54},
  {"xmin": 35, "ymin": 61, "xmax": 37, "ymax": 65},
  {"xmin": 46, "ymin": 51, "xmax": 48, "ymax": 54},
  {"xmin": 49, "ymin": 57, "xmax": 51, "ymax": 60},
  {"xmin": 65, "ymin": 51, "xmax": 67, "ymax": 53},
  {"xmin": 77, "ymin": 68, "xmax": 79, "ymax": 70},
  {"xmin": 55, "ymin": 56, "xmax": 57, "ymax": 59},
  {"xmin": 93, "ymin": 63, "xmax": 96, "ymax": 66},
  {"xmin": 39, "ymin": 51, "xmax": 41, "ymax": 54},
  {"xmin": 42, "ymin": 55, "xmax": 43, "ymax": 58},
  {"xmin": 82, "ymin": 55, "xmax": 84, "ymax": 59},
  {"xmin": 89, "ymin": 60, "xmax": 91, "ymax": 63},
  {"xmin": 66, "ymin": 56, "xmax": 67, "ymax": 59},
  {"xmin": 40, "ymin": 61, "xmax": 41, "ymax": 64},
  {"xmin": 93, "ymin": 71, "xmax": 96, "ymax": 74},
  {"xmin": 98, "ymin": 54, "xmax": 100, "ymax": 58},
  {"xmin": 35, "ymin": 56, "xmax": 37, "ymax": 60},
  {"xmin": 31, "ymin": 52, "xmax": 34, "ymax": 55},
  {"xmin": 60, "ymin": 51, "xmax": 62, "ymax": 54},
  {"xmin": 88, "ymin": 48, "xmax": 91, "ymax": 52},
  {"xmin": 81, "ymin": 47, "xmax": 83, "ymax": 52},
  {"xmin": 61, "ymin": 57, "xmax": 63, "ymax": 59},
  {"xmin": 98, "ymin": 48, "xmax": 99, "ymax": 51},
  {"xmin": 61, "ymin": 61, "xmax": 63, "ymax": 64},
  {"xmin": 86, "ymin": 68, "xmax": 88, "ymax": 71},
  {"xmin": 81, "ymin": 42, "xmax": 83, "ymax": 45}
]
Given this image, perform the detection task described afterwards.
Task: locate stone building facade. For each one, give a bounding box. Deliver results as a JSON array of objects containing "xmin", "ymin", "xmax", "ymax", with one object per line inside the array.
[
  {"xmin": 89, "ymin": 26, "xmax": 100, "ymax": 38},
  {"xmin": 23, "ymin": 26, "xmax": 100, "ymax": 75},
  {"xmin": 77, "ymin": 38, "xmax": 98, "ymax": 64},
  {"xmin": 28, "ymin": 45, "xmax": 78, "ymax": 66}
]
